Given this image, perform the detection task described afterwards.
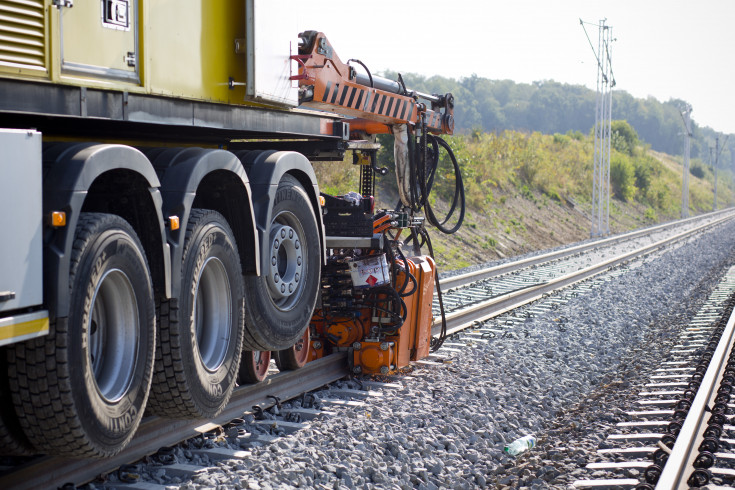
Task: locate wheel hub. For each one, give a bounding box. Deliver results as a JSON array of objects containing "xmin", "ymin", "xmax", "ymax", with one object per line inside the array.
[
  {"xmin": 89, "ymin": 269, "xmax": 139, "ymax": 403},
  {"xmin": 194, "ymin": 257, "xmax": 232, "ymax": 372},
  {"xmin": 266, "ymin": 223, "xmax": 303, "ymax": 305}
]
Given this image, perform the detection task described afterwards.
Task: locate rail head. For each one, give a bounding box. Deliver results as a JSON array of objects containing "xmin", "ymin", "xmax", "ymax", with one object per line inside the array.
[{"xmin": 655, "ymin": 296, "xmax": 735, "ymax": 489}]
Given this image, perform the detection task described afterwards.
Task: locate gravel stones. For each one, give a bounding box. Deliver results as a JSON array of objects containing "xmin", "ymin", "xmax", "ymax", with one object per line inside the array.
[{"xmin": 100, "ymin": 219, "xmax": 735, "ymax": 489}]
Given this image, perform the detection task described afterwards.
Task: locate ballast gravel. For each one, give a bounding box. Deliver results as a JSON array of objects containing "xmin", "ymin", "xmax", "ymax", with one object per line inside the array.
[{"xmin": 143, "ymin": 220, "xmax": 735, "ymax": 489}]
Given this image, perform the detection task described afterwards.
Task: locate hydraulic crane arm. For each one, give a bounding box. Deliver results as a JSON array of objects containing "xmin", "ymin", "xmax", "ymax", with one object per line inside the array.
[
  {"xmin": 294, "ymin": 31, "xmax": 454, "ymax": 136},
  {"xmin": 293, "ymin": 31, "xmax": 464, "ymax": 237}
]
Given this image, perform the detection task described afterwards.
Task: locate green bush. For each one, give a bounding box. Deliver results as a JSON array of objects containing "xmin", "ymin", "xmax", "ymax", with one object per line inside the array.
[
  {"xmin": 610, "ymin": 153, "xmax": 636, "ymax": 201},
  {"xmin": 633, "ymin": 156, "xmax": 656, "ymax": 193},
  {"xmin": 690, "ymin": 163, "xmax": 705, "ymax": 179},
  {"xmin": 611, "ymin": 120, "xmax": 639, "ymax": 156}
]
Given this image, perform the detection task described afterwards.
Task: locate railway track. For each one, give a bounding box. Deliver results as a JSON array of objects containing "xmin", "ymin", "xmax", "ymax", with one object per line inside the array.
[
  {"xmin": 438, "ymin": 208, "xmax": 735, "ymax": 292},
  {"xmin": 2, "ymin": 210, "xmax": 734, "ymax": 489},
  {"xmin": 434, "ymin": 209, "xmax": 735, "ymax": 336},
  {"xmin": 570, "ymin": 265, "xmax": 735, "ymax": 489}
]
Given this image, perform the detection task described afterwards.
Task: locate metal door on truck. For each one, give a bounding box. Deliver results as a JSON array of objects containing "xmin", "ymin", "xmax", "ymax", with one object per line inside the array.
[{"xmin": 59, "ymin": 0, "xmax": 139, "ymax": 82}]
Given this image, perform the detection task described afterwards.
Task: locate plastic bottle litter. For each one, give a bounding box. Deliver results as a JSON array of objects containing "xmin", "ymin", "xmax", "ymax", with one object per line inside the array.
[{"xmin": 503, "ymin": 434, "xmax": 536, "ymax": 456}]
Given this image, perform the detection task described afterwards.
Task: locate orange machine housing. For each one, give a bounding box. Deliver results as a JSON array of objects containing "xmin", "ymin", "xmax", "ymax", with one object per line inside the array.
[{"xmin": 353, "ymin": 256, "xmax": 436, "ymax": 375}]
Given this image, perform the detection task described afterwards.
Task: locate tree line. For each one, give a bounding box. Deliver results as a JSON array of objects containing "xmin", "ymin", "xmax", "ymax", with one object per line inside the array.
[{"xmin": 383, "ymin": 71, "xmax": 733, "ymax": 168}]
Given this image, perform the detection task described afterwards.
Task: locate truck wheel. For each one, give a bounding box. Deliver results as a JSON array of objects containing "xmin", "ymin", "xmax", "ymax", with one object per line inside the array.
[
  {"xmin": 148, "ymin": 209, "xmax": 244, "ymax": 418},
  {"xmin": 243, "ymin": 175, "xmax": 321, "ymax": 351},
  {"xmin": 274, "ymin": 327, "xmax": 311, "ymax": 371},
  {"xmin": 8, "ymin": 213, "xmax": 155, "ymax": 458},
  {"xmin": 238, "ymin": 351, "xmax": 271, "ymax": 384},
  {"xmin": 0, "ymin": 349, "xmax": 35, "ymax": 455}
]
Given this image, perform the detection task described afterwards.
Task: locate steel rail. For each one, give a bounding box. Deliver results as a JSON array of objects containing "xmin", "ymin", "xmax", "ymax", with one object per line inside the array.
[
  {"xmin": 655, "ymin": 297, "xmax": 735, "ymax": 489},
  {"xmin": 0, "ymin": 353, "xmax": 348, "ymax": 490},
  {"xmin": 439, "ymin": 208, "xmax": 735, "ymax": 291},
  {"xmin": 433, "ymin": 212, "xmax": 735, "ymax": 337}
]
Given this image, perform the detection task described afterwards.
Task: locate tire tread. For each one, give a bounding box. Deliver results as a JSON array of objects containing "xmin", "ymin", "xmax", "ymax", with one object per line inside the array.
[{"xmin": 147, "ymin": 209, "xmax": 244, "ymax": 418}]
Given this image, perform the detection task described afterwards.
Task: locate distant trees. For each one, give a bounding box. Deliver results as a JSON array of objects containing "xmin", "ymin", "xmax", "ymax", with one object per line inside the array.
[{"xmin": 382, "ymin": 71, "xmax": 731, "ymax": 164}]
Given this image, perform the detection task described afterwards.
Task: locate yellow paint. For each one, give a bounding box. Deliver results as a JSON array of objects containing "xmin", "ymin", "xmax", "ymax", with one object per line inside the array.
[
  {"xmin": 60, "ymin": 0, "xmax": 137, "ymax": 79},
  {"xmin": 145, "ymin": 0, "xmax": 247, "ymax": 103},
  {"xmin": 1, "ymin": 1, "xmax": 252, "ymax": 104},
  {"xmin": 0, "ymin": 317, "xmax": 49, "ymax": 342}
]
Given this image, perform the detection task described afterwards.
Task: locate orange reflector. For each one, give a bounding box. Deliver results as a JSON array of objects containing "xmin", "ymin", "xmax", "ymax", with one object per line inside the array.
[
  {"xmin": 51, "ymin": 211, "xmax": 66, "ymax": 227},
  {"xmin": 169, "ymin": 216, "xmax": 180, "ymax": 230},
  {"xmin": 319, "ymin": 196, "xmax": 326, "ymax": 207}
]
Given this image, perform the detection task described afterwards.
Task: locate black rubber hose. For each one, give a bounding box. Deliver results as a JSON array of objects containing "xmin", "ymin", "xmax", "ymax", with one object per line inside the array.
[
  {"xmin": 423, "ymin": 135, "xmax": 465, "ymax": 235},
  {"xmin": 417, "ymin": 227, "xmax": 447, "ymax": 352},
  {"xmin": 347, "ymin": 59, "xmax": 373, "ymax": 88},
  {"xmin": 364, "ymin": 286, "xmax": 404, "ymax": 329},
  {"xmin": 393, "ymin": 243, "xmax": 417, "ymax": 297}
]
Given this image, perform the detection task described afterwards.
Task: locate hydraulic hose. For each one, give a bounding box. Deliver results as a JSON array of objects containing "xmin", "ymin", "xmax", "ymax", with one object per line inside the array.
[
  {"xmin": 403, "ymin": 123, "xmax": 465, "ymax": 234},
  {"xmin": 424, "ymin": 135, "xmax": 465, "ymax": 235}
]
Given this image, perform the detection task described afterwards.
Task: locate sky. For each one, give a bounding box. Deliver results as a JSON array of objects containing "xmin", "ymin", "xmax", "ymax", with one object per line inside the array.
[{"xmin": 291, "ymin": 0, "xmax": 735, "ymax": 135}]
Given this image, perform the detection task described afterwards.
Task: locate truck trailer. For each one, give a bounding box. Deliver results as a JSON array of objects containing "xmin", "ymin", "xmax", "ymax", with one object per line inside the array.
[{"xmin": 0, "ymin": 0, "xmax": 459, "ymax": 459}]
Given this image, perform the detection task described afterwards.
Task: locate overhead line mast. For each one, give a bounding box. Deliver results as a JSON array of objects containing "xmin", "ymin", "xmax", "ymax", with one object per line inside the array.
[
  {"xmin": 680, "ymin": 105, "xmax": 693, "ymax": 217},
  {"xmin": 581, "ymin": 18, "xmax": 615, "ymax": 237}
]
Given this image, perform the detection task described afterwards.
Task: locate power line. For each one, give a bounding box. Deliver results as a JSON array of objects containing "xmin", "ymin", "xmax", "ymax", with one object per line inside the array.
[{"xmin": 582, "ymin": 18, "xmax": 615, "ymax": 237}]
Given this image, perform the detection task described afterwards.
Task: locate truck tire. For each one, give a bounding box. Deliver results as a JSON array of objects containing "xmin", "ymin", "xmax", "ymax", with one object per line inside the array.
[
  {"xmin": 147, "ymin": 209, "xmax": 244, "ymax": 418},
  {"xmin": 0, "ymin": 349, "xmax": 35, "ymax": 455},
  {"xmin": 243, "ymin": 175, "xmax": 321, "ymax": 351},
  {"xmin": 8, "ymin": 213, "xmax": 155, "ymax": 458}
]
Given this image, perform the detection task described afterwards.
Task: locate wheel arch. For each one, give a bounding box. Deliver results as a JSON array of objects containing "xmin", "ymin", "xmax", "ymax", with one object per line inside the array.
[
  {"xmin": 43, "ymin": 143, "xmax": 169, "ymax": 320},
  {"xmin": 234, "ymin": 150, "xmax": 326, "ymax": 275},
  {"xmin": 143, "ymin": 147, "xmax": 259, "ymax": 299}
]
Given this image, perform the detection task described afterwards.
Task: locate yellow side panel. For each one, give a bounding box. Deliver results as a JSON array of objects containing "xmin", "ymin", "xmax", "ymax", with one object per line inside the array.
[
  {"xmin": 60, "ymin": 0, "xmax": 138, "ymax": 82},
  {"xmin": 146, "ymin": 0, "xmax": 246, "ymax": 103},
  {"xmin": 0, "ymin": 0, "xmax": 47, "ymax": 75}
]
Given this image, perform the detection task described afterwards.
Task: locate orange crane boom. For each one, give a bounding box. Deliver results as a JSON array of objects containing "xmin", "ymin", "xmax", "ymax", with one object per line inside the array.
[{"xmin": 294, "ymin": 31, "xmax": 454, "ymax": 136}]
